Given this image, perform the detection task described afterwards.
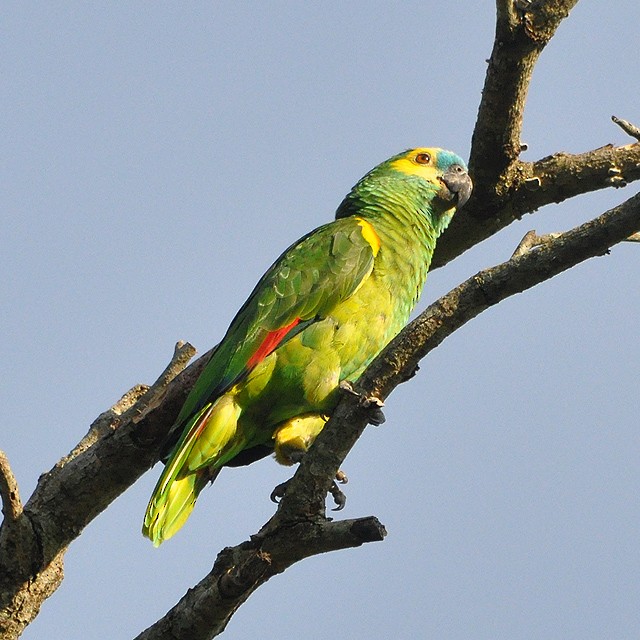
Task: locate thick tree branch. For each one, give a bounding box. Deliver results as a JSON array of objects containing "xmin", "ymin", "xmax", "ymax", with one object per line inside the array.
[
  {"xmin": 135, "ymin": 191, "xmax": 639, "ymax": 639},
  {"xmin": 431, "ymin": 1, "xmax": 640, "ymax": 270},
  {"xmin": 469, "ymin": 0, "xmax": 579, "ymax": 202},
  {"xmin": 0, "ymin": 343, "xmax": 203, "ymax": 639},
  {"xmin": 431, "ymin": 0, "xmax": 627, "ymax": 270},
  {"xmin": 135, "ymin": 516, "xmax": 386, "ymax": 640}
]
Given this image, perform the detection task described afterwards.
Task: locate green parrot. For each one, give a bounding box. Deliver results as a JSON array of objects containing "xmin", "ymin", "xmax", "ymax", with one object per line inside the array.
[{"xmin": 143, "ymin": 147, "xmax": 472, "ymax": 545}]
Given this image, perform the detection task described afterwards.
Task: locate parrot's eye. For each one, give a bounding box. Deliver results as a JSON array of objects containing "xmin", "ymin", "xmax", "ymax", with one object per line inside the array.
[{"xmin": 414, "ymin": 152, "xmax": 431, "ymax": 165}]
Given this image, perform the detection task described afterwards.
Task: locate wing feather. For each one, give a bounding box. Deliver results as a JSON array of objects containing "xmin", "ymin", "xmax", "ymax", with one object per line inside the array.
[{"xmin": 177, "ymin": 217, "xmax": 376, "ymax": 422}]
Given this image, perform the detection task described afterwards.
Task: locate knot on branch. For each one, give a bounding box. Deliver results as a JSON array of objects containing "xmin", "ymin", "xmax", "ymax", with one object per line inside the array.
[
  {"xmin": 218, "ymin": 550, "xmax": 272, "ymax": 599},
  {"xmin": 521, "ymin": 1, "xmax": 575, "ymax": 44}
]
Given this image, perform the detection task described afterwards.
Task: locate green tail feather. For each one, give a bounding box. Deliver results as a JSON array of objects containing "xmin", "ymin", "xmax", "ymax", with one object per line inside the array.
[
  {"xmin": 142, "ymin": 396, "xmax": 243, "ymax": 545},
  {"xmin": 143, "ymin": 466, "xmax": 219, "ymax": 546}
]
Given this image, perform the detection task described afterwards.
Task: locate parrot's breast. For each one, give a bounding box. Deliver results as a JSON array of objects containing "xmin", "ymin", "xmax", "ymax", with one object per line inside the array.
[{"xmin": 238, "ymin": 252, "xmax": 423, "ymax": 429}]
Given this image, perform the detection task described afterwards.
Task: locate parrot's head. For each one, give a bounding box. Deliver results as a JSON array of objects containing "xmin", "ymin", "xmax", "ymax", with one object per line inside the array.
[
  {"xmin": 386, "ymin": 147, "xmax": 472, "ymax": 210},
  {"xmin": 336, "ymin": 147, "xmax": 472, "ymax": 234}
]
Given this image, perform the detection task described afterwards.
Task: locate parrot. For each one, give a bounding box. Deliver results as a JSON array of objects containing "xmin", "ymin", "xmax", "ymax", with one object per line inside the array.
[{"xmin": 143, "ymin": 147, "xmax": 472, "ymax": 545}]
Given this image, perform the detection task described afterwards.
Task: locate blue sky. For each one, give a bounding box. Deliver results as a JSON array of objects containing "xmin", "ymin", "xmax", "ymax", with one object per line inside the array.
[{"xmin": 2, "ymin": 2, "xmax": 639, "ymax": 639}]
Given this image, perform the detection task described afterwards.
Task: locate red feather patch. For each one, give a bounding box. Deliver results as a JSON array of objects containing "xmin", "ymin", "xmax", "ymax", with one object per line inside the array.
[{"xmin": 246, "ymin": 318, "xmax": 301, "ymax": 369}]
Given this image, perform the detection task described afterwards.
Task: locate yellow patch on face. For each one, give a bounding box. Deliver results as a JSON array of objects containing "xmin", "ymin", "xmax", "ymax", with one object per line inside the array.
[
  {"xmin": 390, "ymin": 147, "xmax": 443, "ymax": 184},
  {"xmin": 355, "ymin": 217, "xmax": 381, "ymax": 255}
]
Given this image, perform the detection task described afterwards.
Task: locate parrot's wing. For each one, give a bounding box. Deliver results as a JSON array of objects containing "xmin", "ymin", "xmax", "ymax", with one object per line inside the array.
[{"xmin": 177, "ymin": 217, "xmax": 379, "ymax": 422}]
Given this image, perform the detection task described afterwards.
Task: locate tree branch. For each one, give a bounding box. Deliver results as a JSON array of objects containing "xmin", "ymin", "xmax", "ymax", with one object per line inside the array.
[
  {"xmin": 612, "ymin": 115, "xmax": 640, "ymax": 142},
  {"xmin": 135, "ymin": 191, "xmax": 639, "ymax": 639},
  {"xmin": 0, "ymin": 452, "xmax": 21, "ymax": 523},
  {"xmin": 469, "ymin": 0, "xmax": 579, "ymax": 202},
  {"xmin": 135, "ymin": 516, "xmax": 386, "ymax": 640},
  {"xmin": 430, "ymin": 1, "xmax": 640, "ymax": 270},
  {"xmin": 0, "ymin": 343, "xmax": 202, "ymax": 639},
  {"xmin": 430, "ymin": 0, "xmax": 630, "ymax": 270}
]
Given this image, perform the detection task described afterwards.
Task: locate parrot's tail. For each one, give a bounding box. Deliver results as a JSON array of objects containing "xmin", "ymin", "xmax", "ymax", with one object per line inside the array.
[
  {"xmin": 143, "ymin": 466, "xmax": 219, "ymax": 547},
  {"xmin": 142, "ymin": 395, "xmax": 243, "ymax": 546}
]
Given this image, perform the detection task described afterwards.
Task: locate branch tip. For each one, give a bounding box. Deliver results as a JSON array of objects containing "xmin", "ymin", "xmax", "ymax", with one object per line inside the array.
[
  {"xmin": 130, "ymin": 340, "xmax": 197, "ymax": 424},
  {"xmin": 612, "ymin": 115, "xmax": 640, "ymax": 142},
  {"xmin": 511, "ymin": 230, "xmax": 562, "ymax": 258},
  {"xmin": 0, "ymin": 449, "xmax": 23, "ymax": 522}
]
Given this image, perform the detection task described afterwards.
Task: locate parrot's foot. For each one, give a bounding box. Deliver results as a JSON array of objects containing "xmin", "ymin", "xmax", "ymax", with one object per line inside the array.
[
  {"xmin": 328, "ymin": 472, "xmax": 348, "ymax": 511},
  {"xmin": 335, "ymin": 469, "xmax": 348, "ymax": 484},
  {"xmin": 270, "ymin": 469, "xmax": 349, "ymax": 511},
  {"xmin": 270, "ymin": 480, "xmax": 289, "ymax": 504},
  {"xmin": 339, "ymin": 380, "xmax": 386, "ymax": 426}
]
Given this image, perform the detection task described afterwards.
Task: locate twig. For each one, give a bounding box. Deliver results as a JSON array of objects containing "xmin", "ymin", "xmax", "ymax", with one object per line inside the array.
[
  {"xmin": 0, "ymin": 451, "xmax": 22, "ymax": 522},
  {"xmin": 511, "ymin": 230, "xmax": 561, "ymax": 258},
  {"xmin": 612, "ymin": 115, "xmax": 640, "ymax": 142}
]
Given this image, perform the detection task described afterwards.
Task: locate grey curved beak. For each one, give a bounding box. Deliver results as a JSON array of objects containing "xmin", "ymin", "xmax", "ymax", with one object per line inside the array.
[{"xmin": 442, "ymin": 165, "xmax": 473, "ymax": 209}]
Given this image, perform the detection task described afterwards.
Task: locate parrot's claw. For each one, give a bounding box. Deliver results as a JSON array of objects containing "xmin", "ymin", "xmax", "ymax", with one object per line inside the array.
[
  {"xmin": 270, "ymin": 480, "xmax": 289, "ymax": 504},
  {"xmin": 338, "ymin": 380, "xmax": 386, "ymax": 425},
  {"xmin": 270, "ymin": 469, "xmax": 349, "ymax": 509},
  {"xmin": 366, "ymin": 405, "xmax": 386, "ymax": 426},
  {"xmin": 329, "ymin": 480, "xmax": 347, "ymax": 511}
]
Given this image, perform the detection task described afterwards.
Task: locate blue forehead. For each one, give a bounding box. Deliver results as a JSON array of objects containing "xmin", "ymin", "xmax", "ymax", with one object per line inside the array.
[{"xmin": 435, "ymin": 149, "xmax": 467, "ymax": 171}]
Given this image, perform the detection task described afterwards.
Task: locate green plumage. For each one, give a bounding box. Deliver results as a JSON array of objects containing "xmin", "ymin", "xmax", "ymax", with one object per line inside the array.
[{"xmin": 143, "ymin": 147, "xmax": 471, "ymax": 545}]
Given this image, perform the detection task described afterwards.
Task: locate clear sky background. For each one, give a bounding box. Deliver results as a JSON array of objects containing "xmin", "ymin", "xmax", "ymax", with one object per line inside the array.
[{"xmin": 2, "ymin": 2, "xmax": 639, "ymax": 639}]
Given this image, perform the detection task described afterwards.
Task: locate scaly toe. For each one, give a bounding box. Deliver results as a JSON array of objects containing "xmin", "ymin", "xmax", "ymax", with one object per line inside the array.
[
  {"xmin": 367, "ymin": 405, "xmax": 386, "ymax": 426},
  {"xmin": 339, "ymin": 381, "xmax": 386, "ymax": 425},
  {"xmin": 339, "ymin": 380, "xmax": 358, "ymax": 395},
  {"xmin": 270, "ymin": 479, "xmax": 291, "ymax": 504},
  {"xmin": 329, "ymin": 481, "xmax": 347, "ymax": 511}
]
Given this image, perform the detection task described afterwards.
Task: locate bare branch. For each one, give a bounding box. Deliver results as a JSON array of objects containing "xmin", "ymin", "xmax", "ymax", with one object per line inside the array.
[
  {"xmin": 0, "ymin": 449, "xmax": 65, "ymax": 640},
  {"xmin": 0, "ymin": 452, "xmax": 22, "ymax": 523},
  {"xmin": 520, "ymin": 144, "xmax": 640, "ymax": 207},
  {"xmin": 469, "ymin": 0, "xmax": 579, "ymax": 201},
  {"xmin": 130, "ymin": 341, "xmax": 197, "ymax": 424},
  {"xmin": 364, "ymin": 191, "xmax": 639, "ymax": 402},
  {"xmin": 510, "ymin": 230, "xmax": 561, "ymax": 258},
  {"xmin": 612, "ymin": 115, "xmax": 640, "ymax": 142},
  {"xmin": 271, "ymin": 191, "xmax": 640, "ymax": 530},
  {"xmin": 135, "ymin": 517, "xmax": 386, "ymax": 640},
  {"xmin": 0, "ymin": 342, "xmax": 203, "ymax": 639}
]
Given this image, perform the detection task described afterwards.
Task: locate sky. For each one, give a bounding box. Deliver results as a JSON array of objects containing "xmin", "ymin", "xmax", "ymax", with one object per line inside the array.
[{"xmin": 2, "ymin": 2, "xmax": 639, "ymax": 639}]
